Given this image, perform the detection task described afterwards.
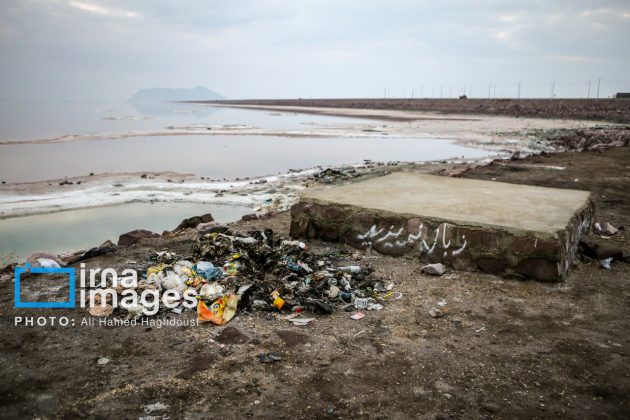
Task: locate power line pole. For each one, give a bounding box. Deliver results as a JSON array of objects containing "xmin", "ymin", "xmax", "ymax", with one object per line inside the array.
[
  {"xmin": 517, "ymin": 81, "xmax": 521, "ymax": 99},
  {"xmin": 587, "ymin": 81, "xmax": 591, "ymax": 99},
  {"xmin": 596, "ymin": 78, "xmax": 601, "ymax": 100},
  {"xmin": 488, "ymin": 83, "xmax": 491, "ymax": 98},
  {"xmin": 440, "ymin": 84, "xmax": 443, "ymax": 99}
]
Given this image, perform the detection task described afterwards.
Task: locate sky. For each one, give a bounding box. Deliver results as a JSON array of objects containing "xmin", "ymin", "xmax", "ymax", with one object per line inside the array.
[{"xmin": 0, "ymin": 0, "xmax": 629, "ymax": 100}]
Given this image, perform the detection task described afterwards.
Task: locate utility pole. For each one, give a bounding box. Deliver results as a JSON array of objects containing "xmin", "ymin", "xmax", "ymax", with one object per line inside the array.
[
  {"xmin": 493, "ymin": 84, "xmax": 497, "ymax": 98},
  {"xmin": 587, "ymin": 81, "xmax": 591, "ymax": 99},
  {"xmin": 384, "ymin": 88, "xmax": 387, "ymax": 99},
  {"xmin": 420, "ymin": 86, "xmax": 423, "ymax": 98},
  {"xmin": 596, "ymin": 78, "xmax": 601, "ymax": 100},
  {"xmin": 517, "ymin": 81, "xmax": 521, "ymax": 99},
  {"xmin": 440, "ymin": 84, "xmax": 443, "ymax": 99},
  {"xmin": 488, "ymin": 83, "xmax": 491, "ymax": 99},
  {"xmin": 550, "ymin": 81, "xmax": 555, "ymax": 99}
]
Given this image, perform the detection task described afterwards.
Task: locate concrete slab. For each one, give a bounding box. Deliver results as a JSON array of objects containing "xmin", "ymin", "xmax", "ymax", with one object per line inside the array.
[{"xmin": 290, "ymin": 173, "xmax": 594, "ymax": 281}]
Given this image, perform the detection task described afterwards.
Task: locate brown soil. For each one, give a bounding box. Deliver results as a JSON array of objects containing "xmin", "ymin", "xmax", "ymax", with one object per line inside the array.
[
  {"xmin": 206, "ymin": 98, "xmax": 630, "ymax": 124},
  {"xmin": 1, "ymin": 148, "xmax": 629, "ymax": 419}
]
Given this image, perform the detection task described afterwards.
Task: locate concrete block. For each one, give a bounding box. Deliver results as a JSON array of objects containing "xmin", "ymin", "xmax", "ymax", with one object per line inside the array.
[{"xmin": 290, "ymin": 173, "xmax": 594, "ymax": 281}]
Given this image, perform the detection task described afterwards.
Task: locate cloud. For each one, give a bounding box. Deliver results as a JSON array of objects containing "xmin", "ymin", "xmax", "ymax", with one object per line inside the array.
[
  {"xmin": 0, "ymin": 0, "xmax": 628, "ymax": 100},
  {"xmin": 68, "ymin": 1, "xmax": 138, "ymax": 18}
]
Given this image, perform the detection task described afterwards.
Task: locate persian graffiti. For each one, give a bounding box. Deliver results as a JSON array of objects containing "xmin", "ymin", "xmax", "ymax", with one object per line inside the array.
[{"xmin": 356, "ymin": 222, "xmax": 467, "ymax": 257}]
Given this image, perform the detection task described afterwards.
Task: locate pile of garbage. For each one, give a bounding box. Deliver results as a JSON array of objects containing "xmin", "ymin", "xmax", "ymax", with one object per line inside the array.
[{"xmin": 111, "ymin": 229, "xmax": 394, "ymax": 325}]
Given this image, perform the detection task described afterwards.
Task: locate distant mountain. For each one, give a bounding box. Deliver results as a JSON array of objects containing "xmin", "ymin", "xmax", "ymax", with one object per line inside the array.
[{"xmin": 128, "ymin": 86, "xmax": 225, "ymax": 102}]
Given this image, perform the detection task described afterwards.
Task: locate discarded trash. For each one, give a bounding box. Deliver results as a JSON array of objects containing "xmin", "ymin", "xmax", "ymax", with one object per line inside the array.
[
  {"xmin": 195, "ymin": 261, "xmax": 223, "ymax": 280},
  {"xmin": 288, "ymin": 317, "xmax": 315, "ymax": 326},
  {"xmin": 257, "ymin": 353, "xmax": 282, "ymax": 363},
  {"xmin": 197, "ymin": 294, "xmax": 238, "ymax": 325},
  {"xmin": 429, "ymin": 307, "xmax": 444, "ymax": 318},
  {"xmin": 97, "ymin": 357, "xmax": 110, "ymax": 365},
  {"xmin": 422, "ymin": 263, "xmax": 446, "ymax": 276},
  {"xmin": 351, "ymin": 311, "xmax": 366, "ymax": 320},
  {"xmin": 86, "ymin": 228, "xmax": 393, "ymax": 325},
  {"xmin": 437, "ymin": 299, "xmax": 447, "ymax": 308},
  {"xmin": 337, "ymin": 265, "xmax": 361, "ymax": 274},
  {"xmin": 600, "ymin": 257, "xmax": 613, "ymax": 269}
]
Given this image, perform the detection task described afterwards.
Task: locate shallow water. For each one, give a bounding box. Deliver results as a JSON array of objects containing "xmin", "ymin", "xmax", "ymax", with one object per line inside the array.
[
  {"xmin": 0, "ymin": 135, "xmax": 488, "ymax": 183},
  {"xmin": 0, "ymin": 101, "xmax": 377, "ymax": 142},
  {"xmin": 0, "ymin": 202, "xmax": 251, "ymax": 258}
]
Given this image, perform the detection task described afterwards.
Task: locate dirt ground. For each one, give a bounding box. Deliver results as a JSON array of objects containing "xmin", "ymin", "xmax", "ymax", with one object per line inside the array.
[
  {"xmin": 210, "ymin": 98, "xmax": 630, "ymax": 124},
  {"xmin": 1, "ymin": 150, "xmax": 629, "ymax": 419}
]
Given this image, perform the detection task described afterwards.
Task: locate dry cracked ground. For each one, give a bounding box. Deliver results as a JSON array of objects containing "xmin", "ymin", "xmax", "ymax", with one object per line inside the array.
[{"xmin": 1, "ymin": 147, "xmax": 629, "ymax": 419}]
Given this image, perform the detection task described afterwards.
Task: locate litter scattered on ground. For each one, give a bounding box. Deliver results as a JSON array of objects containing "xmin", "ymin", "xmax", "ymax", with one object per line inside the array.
[
  {"xmin": 422, "ymin": 263, "xmax": 446, "ymax": 276},
  {"xmin": 600, "ymin": 257, "xmax": 613, "ymax": 269},
  {"xmin": 97, "ymin": 357, "xmax": 110, "ymax": 365},
  {"xmin": 87, "ymin": 228, "xmax": 394, "ymax": 325},
  {"xmin": 351, "ymin": 311, "xmax": 366, "ymax": 320}
]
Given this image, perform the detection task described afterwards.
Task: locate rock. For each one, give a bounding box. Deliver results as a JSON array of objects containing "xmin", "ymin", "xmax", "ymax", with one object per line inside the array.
[
  {"xmin": 196, "ymin": 221, "xmax": 228, "ymax": 234},
  {"xmin": 144, "ymin": 402, "xmax": 169, "ymax": 414},
  {"xmin": 118, "ymin": 229, "xmax": 160, "ymax": 246},
  {"xmin": 97, "ymin": 357, "xmax": 110, "ymax": 365},
  {"xmin": 26, "ymin": 252, "xmax": 65, "ymax": 267},
  {"xmin": 429, "ymin": 307, "xmax": 444, "ymax": 318},
  {"xmin": 594, "ymin": 222, "xmax": 619, "ymax": 236},
  {"xmin": 422, "ymin": 263, "xmax": 446, "ymax": 276},
  {"xmin": 174, "ymin": 213, "xmax": 215, "ymax": 231},
  {"xmin": 89, "ymin": 304, "xmax": 113, "ymax": 317},
  {"xmin": 241, "ymin": 213, "xmax": 259, "ymax": 222},
  {"xmin": 216, "ymin": 326, "xmax": 250, "ymax": 345},
  {"xmin": 579, "ymin": 235, "xmax": 623, "ymax": 260}
]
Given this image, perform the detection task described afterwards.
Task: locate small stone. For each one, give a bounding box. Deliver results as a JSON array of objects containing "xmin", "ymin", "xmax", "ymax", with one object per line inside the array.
[
  {"xmin": 429, "ymin": 307, "xmax": 444, "ymax": 318},
  {"xmin": 97, "ymin": 357, "xmax": 110, "ymax": 365},
  {"xmin": 422, "ymin": 263, "xmax": 446, "ymax": 276},
  {"xmin": 89, "ymin": 304, "xmax": 113, "ymax": 317},
  {"xmin": 595, "ymin": 222, "xmax": 619, "ymax": 236}
]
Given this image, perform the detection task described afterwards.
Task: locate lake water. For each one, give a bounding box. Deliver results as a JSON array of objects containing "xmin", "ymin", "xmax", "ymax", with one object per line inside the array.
[
  {"xmin": 0, "ymin": 202, "xmax": 251, "ymax": 258},
  {"xmin": 0, "ymin": 135, "xmax": 488, "ymax": 183},
  {"xmin": 0, "ymin": 101, "xmax": 378, "ymax": 141},
  {"xmin": 0, "ymin": 101, "xmax": 491, "ymax": 259}
]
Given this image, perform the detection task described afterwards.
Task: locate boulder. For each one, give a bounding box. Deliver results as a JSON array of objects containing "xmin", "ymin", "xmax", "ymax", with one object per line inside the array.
[
  {"xmin": 174, "ymin": 213, "xmax": 215, "ymax": 231},
  {"xmin": 118, "ymin": 229, "xmax": 160, "ymax": 247},
  {"xmin": 422, "ymin": 263, "xmax": 446, "ymax": 276}
]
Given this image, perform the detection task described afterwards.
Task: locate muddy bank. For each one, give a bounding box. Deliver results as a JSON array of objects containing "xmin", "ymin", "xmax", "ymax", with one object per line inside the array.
[
  {"xmin": 1, "ymin": 142, "xmax": 629, "ymax": 418},
  {"xmin": 207, "ymin": 98, "xmax": 630, "ymax": 124}
]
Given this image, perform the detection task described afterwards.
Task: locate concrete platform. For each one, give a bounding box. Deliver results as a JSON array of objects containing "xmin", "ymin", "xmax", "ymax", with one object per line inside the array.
[{"xmin": 290, "ymin": 173, "xmax": 594, "ymax": 281}]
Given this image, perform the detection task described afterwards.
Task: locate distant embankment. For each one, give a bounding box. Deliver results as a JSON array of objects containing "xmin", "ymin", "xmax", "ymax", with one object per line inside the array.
[
  {"xmin": 129, "ymin": 86, "xmax": 225, "ymax": 102},
  {"xmin": 207, "ymin": 98, "xmax": 630, "ymax": 124}
]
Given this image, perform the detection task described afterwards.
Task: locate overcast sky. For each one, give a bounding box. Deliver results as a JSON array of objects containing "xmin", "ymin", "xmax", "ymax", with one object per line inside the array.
[{"xmin": 1, "ymin": 0, "xmax": 629, "ymax": 100}]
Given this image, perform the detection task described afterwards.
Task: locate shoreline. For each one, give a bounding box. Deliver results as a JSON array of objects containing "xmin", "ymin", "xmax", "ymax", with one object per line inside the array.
[{"xmin": 0, "ymin": 105, "xmax": 620, "ymax": 221}]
